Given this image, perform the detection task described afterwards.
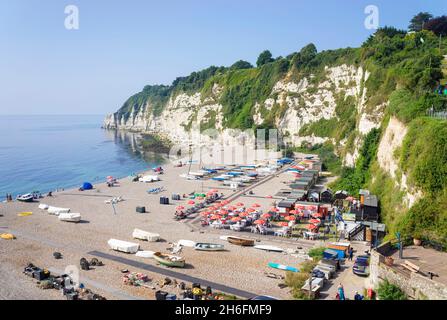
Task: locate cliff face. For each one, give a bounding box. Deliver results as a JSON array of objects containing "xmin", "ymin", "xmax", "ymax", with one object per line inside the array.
[{"xmin": 104, "ymin": 64, "xmax": 384, "ymax": 167}]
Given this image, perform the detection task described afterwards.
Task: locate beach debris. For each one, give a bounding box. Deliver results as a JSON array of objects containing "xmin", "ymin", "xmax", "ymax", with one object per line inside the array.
[
  {"xmin": 104, "ymin": 196, "xmax": 124, "ymax": 204},
  {"xmin": 264, "ymin": 272, "xmax": 285, "ymax": 280},
  {"xmin": 17, "ymin": 212, "xmax": 33, "ymax": 217},
  {"xmin": 53, "ymin": 252, "xmax": 63, "ymax": 259},
  {"xmin": 89, "ymin": 258, "xmax": 103, "ymax": 266},
  {"xmin": 0, "ymin": 233, "xmax": 15, "ymax": 240},
  {"xmin": 38, "ymin": 204, "xmax": 49, "ymax": 210},
  {"xmin": 120, "ymin": 269, "xmax": 129, "ymax": 273},
  {"xmin": 123, "ymin": 272, "xmax": 151, "ymax": 287},
  {"xmin": 80, "ymin": 258, "xmax": 90, "ymax": 270}
]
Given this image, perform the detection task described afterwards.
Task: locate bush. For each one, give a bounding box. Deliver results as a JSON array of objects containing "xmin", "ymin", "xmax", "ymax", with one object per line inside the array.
[
  {"xmin": 308, "ymin": 247, "xmax": 325, "ymax": 260},
  {"xmin": 377, "ymin": 280, "xmax": 407, "ymax": 300}
]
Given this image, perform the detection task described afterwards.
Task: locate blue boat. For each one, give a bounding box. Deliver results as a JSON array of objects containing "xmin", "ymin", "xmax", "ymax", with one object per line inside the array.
[
  {"xmin": 212, "ymin": 177, "xmax": 226, "ymax": 181},
  {"xmin": 268, "ymin": 262, "xmax": 299, "ymax": 273},
  {"xmin": 227, "ymin": 171, "xmax": 244, "ymax": 176}
]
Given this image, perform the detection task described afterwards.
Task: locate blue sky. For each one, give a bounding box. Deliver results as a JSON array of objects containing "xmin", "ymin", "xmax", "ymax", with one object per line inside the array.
[{"xmin": 0, "ymin": 0, "xmax": 446, "ymax": 115}]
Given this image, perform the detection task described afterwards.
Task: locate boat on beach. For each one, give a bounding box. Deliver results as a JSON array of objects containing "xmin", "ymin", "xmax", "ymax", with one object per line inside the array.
[
  {"xmin": 47, "ymin": 206, "xmax": 70, "ymax": 215},
  {"xmin": 227, "ymin": 236, "xmax": 255, "ymax": 246},
  {"xmin": 107, "ymin": 239, "xmax": 140, "ymax": 254},
  {"xmin": 16, "ymin": 194, "xmax": 34, "ymax": 202},
  {"xmin": 268, "ymin": 262, "xmax": 299, "ymax": 272},
  {"xmin": 58, "ymin": 212, "xmax": 82, "ymax": 223},
  {"xmin": 254, "ymin": 245, "xmax": 284, "ymax": 252},
  {"xmin": 153, "ymin": 252, "xmax": 185, "ymax": 268},
  {"xmin": 194, "ymin": 243, "xmax": 225, "ymax": 251}
]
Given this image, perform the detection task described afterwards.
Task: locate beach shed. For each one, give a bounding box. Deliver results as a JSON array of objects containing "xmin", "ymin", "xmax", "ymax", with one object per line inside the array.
[
  {"xmin": 334, "ymin": 190, "xmax": 348, "ymax": 200},
  {"xmin": 320, "ymin": 189, "xmax": 333, "ymax": 203},
  {"xmin": 301, "ymin": 170, "xmax": 319, "ymax": 184},
  {"xmin": 363, "ymin": 195, "xmax": 379, "ymax": 221},
  {"xmin": 290, "ymin": 180, "xmax": 310, "ymax": 191},
  {"xmin": 277, "ymin": 199, "xmax": 297, "ymax": 214}
]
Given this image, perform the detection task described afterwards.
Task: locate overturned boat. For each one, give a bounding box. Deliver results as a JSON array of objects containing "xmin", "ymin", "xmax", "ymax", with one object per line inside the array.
[
  {"xmin": 58, "ymin": 212, "xmax": 82, "ymax": 223},
  {"xmin": 107, "ymin": 239, "xmax": 140, "ymax": 254},
  {"xmin": 227, "ymin": 236, "xmax": 255, "ymax": 246},
  {"xmin": 194, "ymin": 243, "xmax": 225, "ymax": 251},
  {"xmin": 132, "ymin": 229, "xmax": 160, "ymax": 242}
]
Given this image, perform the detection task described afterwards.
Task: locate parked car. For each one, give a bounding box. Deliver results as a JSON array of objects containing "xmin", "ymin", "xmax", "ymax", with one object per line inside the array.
[{"xmin": 353, "ymin": 255, "xmax": 370, "ymax": 276}]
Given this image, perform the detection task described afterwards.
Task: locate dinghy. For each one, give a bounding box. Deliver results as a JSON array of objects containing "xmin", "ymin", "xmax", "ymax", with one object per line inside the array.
[
  {"xmin": 268, "ymin": 262, "xmax": 299, "ymax": 272},
  {"xmin": 17, "ymin": 194, "xmax": 34, "ymax": 202},
  {"xmin": 178, "ymin": 239, "xmax": 196, "ymax": 248},
  {"xmin": 194, "ymin": 243, "xmax": 225, "ymax": 251},
  {"xmin": 107, "ymin": 239, "xmax": 140, "ymax": 254},
  {"xmin": 254, "ymin": 245, "xmax": 284, "ymax": 252},
  {"xmin": 135, "ymin": 250, "xmax": 155, "ymax": 258},
  {"xmin": 47, "ymin": 206, "xmax": 70, "ymax": 215},
  {"xmin": 153, "ymin": 252, "xmax": 185, "ymax": 268},
  {"xmin": 38, "ymin": 204, "xmax": 49, "ymax": 210},
  {"xmin": 227, "ymin": 236, "xmax": 255, "ymax": 246},
  {"xmin": 58, "ymin": 213, "xmax": 81, "ymax": 223},
  {"xmin": 132, "ymin": 229, "xmax": 160, "ymax": 242}
]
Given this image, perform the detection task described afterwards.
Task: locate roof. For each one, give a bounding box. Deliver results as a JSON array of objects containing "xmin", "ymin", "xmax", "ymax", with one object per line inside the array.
[
  {"xmin": 278, "ymin": 200, "xmax": 296, "ymax": 208},
  {"xmin": 359, "ymin": 189, "xmax": 370, "ymax": 196},
  {"xmin": 361, "ymin": 221, "xmax": 386, "ymax": 232},
  {"xmin": 364, "ymin": 195, "xmax": 378, "ymax": 207}
]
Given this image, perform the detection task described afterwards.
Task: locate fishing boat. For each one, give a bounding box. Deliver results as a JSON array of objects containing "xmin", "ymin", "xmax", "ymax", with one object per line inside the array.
[
  {"xmin": 58, "ymin": 213, "xmax": 82, "ymax": 223},
  {"xmin": 153, "ymin": 252, "xmax": 185, "ymax": 268},
  {"xmin": 194, "ymin": 243, "xmax": 225, "ymax": 251},
  {"xmin": 227, "ymin": 236, "xmax": 255, "ymax": 246},
  {"xmin": 16, "ymin": 194, "xmax": 34, "ymax": 202},
  {"xmin": 268, "ymin": 262, "xmax": 299, "ymax": 272},
  {"xmin": 254, "ymin": 245, "xmax": 284, "ymax": 252}
]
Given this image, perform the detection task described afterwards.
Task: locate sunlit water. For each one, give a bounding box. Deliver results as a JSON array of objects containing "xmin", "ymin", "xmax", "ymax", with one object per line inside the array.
[{"xmin": 0, "ymin": 115, "xmax": 166, "ymax": 199}]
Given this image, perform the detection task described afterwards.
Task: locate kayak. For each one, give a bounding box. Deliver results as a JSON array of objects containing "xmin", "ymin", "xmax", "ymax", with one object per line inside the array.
[
  {"xmin": 254, "ymin": 245, "xmax": 284, "ymax": 252},
  {"xmin": 268, "ymin": 262, "xmax": 299, "ymax": 272}
]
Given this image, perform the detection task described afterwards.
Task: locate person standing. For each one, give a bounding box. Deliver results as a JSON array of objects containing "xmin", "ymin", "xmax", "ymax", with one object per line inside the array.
[
  {"xmin": 348, "ymin": 247, "xmax": 354, "ymax": 261},
  {"xmin": 337, "ymin": 284, "xmax": 345, "ymax": 300},
  {"xmin": 354, "ymin": 291, "xmax": 364, "ymax": 300}
]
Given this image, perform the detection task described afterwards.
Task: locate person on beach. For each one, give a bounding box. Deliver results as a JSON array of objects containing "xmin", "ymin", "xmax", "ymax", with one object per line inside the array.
[
  {"xmin": 354, "ymin": 291, "xmax": 364, "ymax": 300},
  {"xmin": 337, "ymin": 284, "xmax": 345, "ymax": 300},
  {"xmin": 348, "ymin": 247, "xmax": 354, "ymax": 261}
]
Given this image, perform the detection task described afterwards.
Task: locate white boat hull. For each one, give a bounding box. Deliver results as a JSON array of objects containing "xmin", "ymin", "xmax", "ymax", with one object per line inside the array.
[
  {"xmin": 108, "ymin": 239, "xmax": 140, "ymax": 254},
  {"xmin": 58, "ymin": 213, "xmax": 81, "ymax": 223},
  {"xmin": 254, "ymin": 245, "xmax": 284, "ymax": 252}
]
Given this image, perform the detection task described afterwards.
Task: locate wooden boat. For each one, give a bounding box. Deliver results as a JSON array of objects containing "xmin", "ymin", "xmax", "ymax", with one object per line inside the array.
[
  {"xmin": 17, "ymin": 194, "xmax": 34, "ymax": 202},
  {"xmin": 194, "ymin": 243, "xmax": 225, "ymax": 251},
  {"xmin": 58, "ymin": 213, "xmax": 81, "ymax": 223},
  {"xmin": 254, "ymin": 245, "xmax": 284, "ymax": 252},
  {"xmin": 268, "ymin": 262, "xmax": 299, "ymax": 272},
  {"xmin": 153, "ymin": 252, "xmax": 185, "ymax": 268},
  {"xmin": 227, "ymin": 236, "xmax": 255, "ymax": 246}
]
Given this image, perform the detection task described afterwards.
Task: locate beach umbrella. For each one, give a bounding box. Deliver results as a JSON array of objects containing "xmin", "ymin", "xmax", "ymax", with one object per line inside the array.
[
  {"xmin": 239, "ymin": 212, "xmax": 248, "ymax": 217},
  {"xmin": 187, "ymin": 200, "xmax": 195, "ymax": 205},
  {"xmin": 306, "ymin": 224, "xmax": 318, "ymax": 230},
  {"xmin": 251, "ymin": 203, "xmax": 261, "ymax": 208},
  {"xmin": 247, "ymin": 208, "xmax": 256, "ymax": 213},
  {"xmin": 201, "ymin": 212, "xmax": 211, "ymax": 217},
  {"xmin": 278, "ymin": 222, "xmax": 289, "ymax": 227},
  {"xmin": 261, "ymin": 213, "xmax": 272, "ymax": 219},
  {"xmin": 279, "ymin": 212, "xmax": 289, "ymax": 217},
  {"xmin": 284, "ymin": 216, "xmax": 296, "ymax": 221},
  {"xmin": 231, "ymin": 217, "xmax": 242, "ymax": 222},
  {"xmin": 219, "ymin": 209, "xmax": 228, "ymax": 215},
  {"xmin": 210, "ymin": 215, "xmax": 221, "ymax": 220},
  {"xmin": 254, "ymin": 219, "xmax": 265, "ymax": 225},
  {"xmin": 236, "ymin": 202, "xmax": 244, "ymax": 207},
  {"xmin": 312, "ymin": 213, "xmax": 323, "ymax": 218},
  {"xmin": 227, "ymin": 205, "xmax": 237, "ymax": 211},
  {"xmin": 269, "ymin": 207, "xmax": 279, "ymax": 212},
  {"xmin": 176, "ymin": 206, "xmax": 185, "ymax": 210},
  {"xmin": 289, "ymin": 210, "xmax": 297, "ymax": 215},
  {"xmin": 221, "ymin": 200, "xmax": 230, "ymax": 205},
  {"xmin": 309, "ymin": 219, "xmax": 321, "ymax": 224}
]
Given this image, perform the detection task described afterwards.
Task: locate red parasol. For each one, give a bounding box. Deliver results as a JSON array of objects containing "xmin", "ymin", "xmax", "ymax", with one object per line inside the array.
[
  {"xmin": 284, "ymin": 216, "xmax": 296, "ymax": 221},
  {"xmin": 187, "ymin": 200, "xmax": 195, "ymax": 205},
  {"xmin": 251, "ymin": 203, "xmax": 261, "ymax": 208},
  {"xmin": 176, "ymin": 206, "xmax": 185, "ymax": 210},
  {"xmin": 231, "ymin": 217, "xmax": 242, "ymax": 222},
  {"xmin": 261, "ymin": 213, "xmax": 272, "ymax": 219},
  {"xmin": 254, "ymin": 219, "xmax": 266, "ymax": 225},
  {"xmin": 289, "ymin": 210, "xmax": 297, "ymax": 215},
  {"xmin": 270, "ymin": 207, "xmax": 279, "ymax": 212},
  {"xmin": 247, "ymin": 208, "xmax": 256, "ymax": 213},
  {"xmin": 236, "ymin": 202, "xmax": 245, "ymax": 207},
  {"xmin": 239, "ymin": 212, "xmax": 249, "ymax": 217},
  {"xmin": 312, "ymin": 213, "xmax": 323, "ymax": 218},
  {"xmin": 309, "ymin": 219, "xmax": 321, "ymax": 224},
  {"xmin": 210, "ymin": 215, "xmax": 221, "ymax": 220},
  {"xmin": 306, "ymin": 224, "xmax": 318, "ymax": 230},
  {"xmin": 278, "ymin": 222, "xmax": 289, "ymax": 227}
]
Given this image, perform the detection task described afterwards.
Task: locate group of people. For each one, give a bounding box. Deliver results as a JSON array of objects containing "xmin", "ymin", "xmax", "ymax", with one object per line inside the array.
[
  {"xmin": 4, "ymin": 194, "xmax": 13, "ymax": 201},
  {"xmin": 336, "ymin": 284, "xmax": 364, "ymax": 300}
]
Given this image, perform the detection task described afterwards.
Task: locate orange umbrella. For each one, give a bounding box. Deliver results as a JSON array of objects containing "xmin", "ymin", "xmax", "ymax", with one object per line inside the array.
[
  {"xmin": 312, "ymin": 213, "xmax": 323, "ymax": 218},
  {"xmin": 236, "ymin": 202, "xmax": 244, "ymax": 207},
  {"xmin": 219, "ymin": 209, "xmax": 228, "ymax": 215},
  {"xmin": 187, "ymin": 200, "xmax": 195, "ymax": 205},
  {"xmin": 270, "ymin": 207, "xmax": 279, "ymax": 212},
  {"xmin": 210, "ymin": 215, "xmax": 221, "ymax": 220},
  {"xmin": 254, "ymin": 219, "xmax": 265, "ymax": 225},
  {"xmin": 239, "ymin": 212, "xmax": 249, "ymax": 217},
  {"xmin": 289, "ymin": 210, "xmax": 297, "ymax": 215},
  {"xmin": 221, "ymin": 200, "xmax": 230, "ymax": 205},
  {"xmin": 261, "ymin": 213, "xmax": 272, "ymax": 219},
  {"xmin": 251, "ymin": 203, "xmax": 261, "ymax": 208},
  {"xmin": 201, "ymin": 211, "xmax": 211, "ymax": 217},
  {"xmin": 247, "ymin": 208, "xmax": 256, "ymax": 213},
  {"xmin": 306, "ymin": 224, "xmax": 318, "ymax": 230},
  {"xmin": 176, "ymin": 206, "xmax": 185, "ymax": 210},
  {"xmin": 227, "ymin": 206, "xmax": 237, "ymax": 211},
  {"xmin": 285, "ymin": 216, "xmax": 296, "ymax": 221},
  {"xmin": 231, "ymin": 217, "xmax": 242, "ymax": 222},
  {"xmin": 278, "ymin": 222, "xmax": 289, "ymax": 227},
  {"xmin": 309, "ymin": 219, "xmax": 321, "ymax": 224}
]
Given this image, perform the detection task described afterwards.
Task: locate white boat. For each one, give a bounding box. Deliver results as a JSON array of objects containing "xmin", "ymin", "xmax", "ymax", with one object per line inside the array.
[
  {"xmin": 189, "ymin": 171, "xmax": 204, "ymax": 177},
  {"xmin": 219, "ymin": 235, "xmax": 231, "ymax": 241},
  {"xmin": 47, "ymin": 206, "xmax": 70, "ymax": 215},
  {"xmin": 179, "ymin": 174, "xmax": 198, "ymax": 180},
  {"xmin": 38, "ymin": 204, "xmax": 49, "ymax": 210},
  {"xmin": 135, "ymin": 250, "xmax": 155, "ymax": 258},
  {"xmin": 17, "ymin": 194, "xmax": 34, "ymax": 202},
  {"xmin": 58, "ymin": 213, "xmax": 81, "ymax": 223},
  {"xmin": 139, "ymin": 175, "xmax": 160, "ymax": 183},
  {"xmin": 132, "ymin": 229, "xmax": 160, "ymax": 242},
  {"xmin": 254, "ymin": 245, "xmax": 284, "ymax": 252},
  {"xmin": 178, "ymin": 239, "xmax": 196, "ymax": 248},
  {"xmin": 107, "ymin": 239, "xmax": 140, "ymax": 254}
]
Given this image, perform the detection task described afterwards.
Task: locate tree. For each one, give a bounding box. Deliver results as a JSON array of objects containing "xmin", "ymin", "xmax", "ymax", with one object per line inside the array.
[
  {"xmin": 256, "ymin": 50, "xmax": 274, "ymax": 67},
  {"xmin": 377, "ymin": 280, "xmax": 407, "ymax": 300},
  {"xmin": 230, "ymin": 60, "xmax": 253, "ymax": 70},
  {"xmin": 409, "ymin": 12, "xmax": 433, "ymax": 32},
  {"xmin": 424, "ymin": 16, "xmax": 447, "ymax": 37}
]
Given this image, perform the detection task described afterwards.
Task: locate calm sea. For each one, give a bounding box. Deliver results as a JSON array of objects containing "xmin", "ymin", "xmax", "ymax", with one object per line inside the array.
[{"xmin": 0, "ymin": 115, "xmax": 166, "ymax": 199}]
